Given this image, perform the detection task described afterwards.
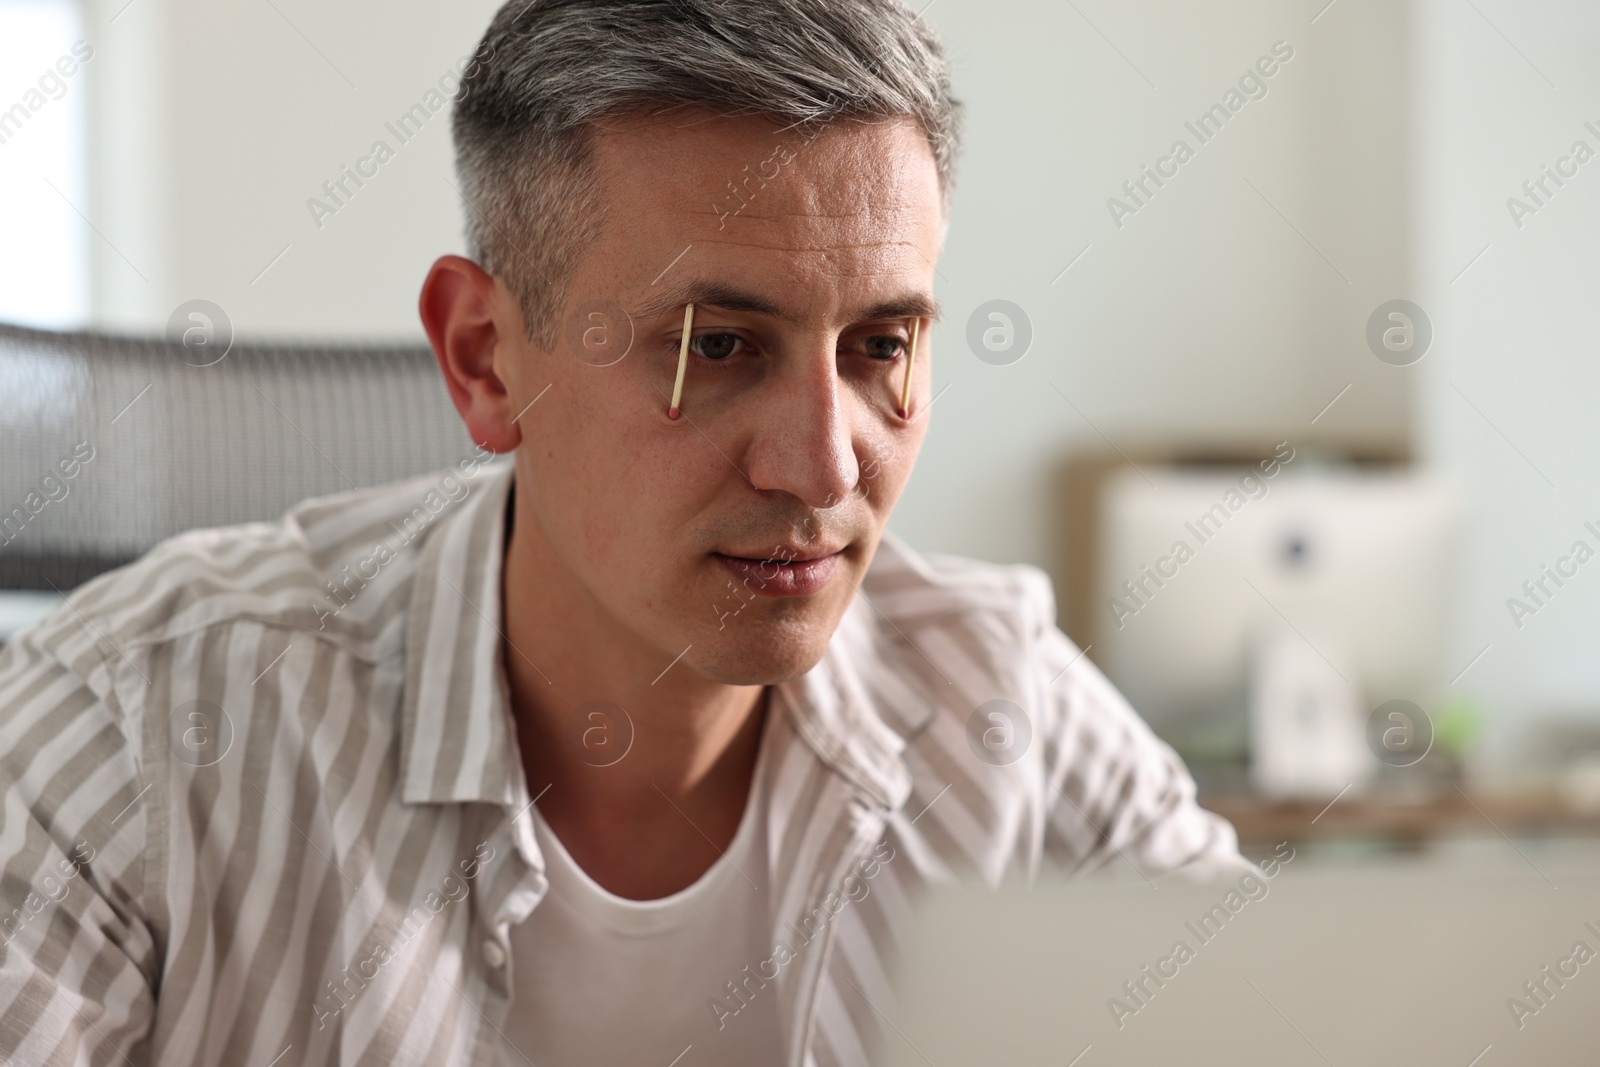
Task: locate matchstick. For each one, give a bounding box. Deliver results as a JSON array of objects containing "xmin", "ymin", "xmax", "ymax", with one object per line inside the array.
[
  {"xmin": 668, "ymin": 303, "xmax": 694, "ymax": 420},
  {"xmin": 898, "ymin": 317, "xmax": 920, "ymax": 418}
]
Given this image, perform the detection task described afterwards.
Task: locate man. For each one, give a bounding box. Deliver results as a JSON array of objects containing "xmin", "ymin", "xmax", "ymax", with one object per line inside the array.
[{"xmin": 0, "ymin": 1, "xmax": 1246, "ymax": 1064}]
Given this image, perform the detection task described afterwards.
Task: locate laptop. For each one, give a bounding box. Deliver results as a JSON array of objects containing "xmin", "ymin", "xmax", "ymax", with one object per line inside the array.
[{"xmin": 877, "ymin": 856, "xmax": 1600, "ymax": 1066}]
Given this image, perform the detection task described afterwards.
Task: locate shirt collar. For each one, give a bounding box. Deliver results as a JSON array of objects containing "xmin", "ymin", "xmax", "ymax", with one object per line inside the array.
[
  {"xmin": 773, "ymin": 589, "xmax": 915, "ymax": 811},
  {"xmin": 399, "ymin": 459, "xmax": 521, "ymax": 806},
  {"xmin": 398, "ymin": 462, "xmax": 915, "ymax": 813}
]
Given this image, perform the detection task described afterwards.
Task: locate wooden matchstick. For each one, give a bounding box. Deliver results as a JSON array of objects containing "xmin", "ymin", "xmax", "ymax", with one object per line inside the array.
[
  {"xmin": 668, "ymin": 303, "xmax": 694, "ymax": 420},
  {"xmin": 898, "ymin": 316, "xmax": 920, "ymax": 418}
]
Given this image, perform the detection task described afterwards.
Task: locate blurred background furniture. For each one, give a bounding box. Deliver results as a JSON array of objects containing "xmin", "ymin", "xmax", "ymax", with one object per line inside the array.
[
  {"xmin": 1053, "ymin": 445, "xmax": 1600, "ymax": 855},
  {"xmin": 0, "ymin": 320, "xmax": 473, "ymax": 638}
]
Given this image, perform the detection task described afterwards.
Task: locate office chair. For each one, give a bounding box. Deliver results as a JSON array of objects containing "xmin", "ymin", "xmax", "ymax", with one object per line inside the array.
[{"xmin": 0, "ymin": 320, "xmax": 473, "ymax": 594}]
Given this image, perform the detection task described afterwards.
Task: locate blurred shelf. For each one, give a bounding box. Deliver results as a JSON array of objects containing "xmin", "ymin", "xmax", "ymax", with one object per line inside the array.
[{"xmin": 1201, "ymin": 787, "xmax": 1600, "ymax": 848}]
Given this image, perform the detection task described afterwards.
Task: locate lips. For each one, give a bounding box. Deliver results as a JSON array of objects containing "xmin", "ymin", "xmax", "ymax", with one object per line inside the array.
[
  {"xmin": 712, "ymin": 547, "xmax": 844, "ymax": 598},
  {"xmin": 719, "ymin": 543, "xmax": 846, "ymax": 564}
]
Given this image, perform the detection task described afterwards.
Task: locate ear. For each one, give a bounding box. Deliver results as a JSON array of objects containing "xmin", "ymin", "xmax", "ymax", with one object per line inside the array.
[{"xmin": 419, "ymin": 254, "xmax": 525, "ymax": 453}]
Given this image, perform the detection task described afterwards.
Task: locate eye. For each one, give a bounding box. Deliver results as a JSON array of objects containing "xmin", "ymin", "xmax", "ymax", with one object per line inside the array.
[
  {"xmin": 691, "ymin": 332, "xmax": 743, "ymax": 361},
  {"xmin": 860, "ymin": 334, "xmax": 907, "ymax": 362}
]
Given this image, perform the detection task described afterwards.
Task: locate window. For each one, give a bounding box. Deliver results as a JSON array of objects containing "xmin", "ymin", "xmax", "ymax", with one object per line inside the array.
[{"xmin": 0, "ymin": 0, "xmax": 90, "ymax": 329}]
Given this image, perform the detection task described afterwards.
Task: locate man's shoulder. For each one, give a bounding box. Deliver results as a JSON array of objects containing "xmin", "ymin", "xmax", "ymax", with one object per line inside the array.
[
  {"xmin": 19, "ymin": 465, "xmax": 497, "ymax": 676},
  {"xmin": 846, "ymin": 532, "xmax": 1069, "ymax": 740},
  {"xmin": 862, "ymin": 531, "xmax": 1058, "ymax": 639}
]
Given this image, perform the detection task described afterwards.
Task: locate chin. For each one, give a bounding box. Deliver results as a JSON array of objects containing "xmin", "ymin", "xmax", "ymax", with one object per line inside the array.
[{"xmin": 689, "ymin": 615, "xmax": 835, "ymax": 686}]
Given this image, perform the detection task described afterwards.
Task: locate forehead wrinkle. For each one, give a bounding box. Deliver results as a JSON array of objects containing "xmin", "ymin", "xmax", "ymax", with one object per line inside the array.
[{"xmin": 660, "ymin": 229, "xmax": 938, "ymax": 279}]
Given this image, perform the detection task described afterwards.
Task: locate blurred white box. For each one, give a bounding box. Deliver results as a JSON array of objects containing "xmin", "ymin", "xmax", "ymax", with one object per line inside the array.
[{"xmin": 1094, "ymin": 462, "xmax": 1457, "ymax": 793}]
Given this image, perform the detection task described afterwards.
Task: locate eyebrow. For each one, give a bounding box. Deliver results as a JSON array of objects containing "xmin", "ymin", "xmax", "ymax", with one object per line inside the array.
[{"xmin": 630, "ymin": 279, "xmax": 942, "ymax": 327}]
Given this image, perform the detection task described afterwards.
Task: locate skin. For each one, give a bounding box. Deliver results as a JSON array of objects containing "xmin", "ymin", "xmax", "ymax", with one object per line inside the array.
[{"xmin": 420, "ymin": 110, "xmax": 945, "ymax": 899}]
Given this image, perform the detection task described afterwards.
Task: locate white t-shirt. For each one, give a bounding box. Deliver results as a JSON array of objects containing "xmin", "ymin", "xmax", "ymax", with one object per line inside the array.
[{"xmin": 500, "ymin": 749, "xmax": 784, "ymax": 1067}]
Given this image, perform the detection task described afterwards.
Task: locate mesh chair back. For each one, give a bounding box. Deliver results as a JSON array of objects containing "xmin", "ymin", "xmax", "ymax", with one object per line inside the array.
[{"xmin": 0, "ymin": 321, "xmax": 475, "ymax": 590}]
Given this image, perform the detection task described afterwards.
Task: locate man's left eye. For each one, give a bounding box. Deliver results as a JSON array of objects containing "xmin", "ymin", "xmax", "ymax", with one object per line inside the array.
[{"xmin": 862, "ymin": 336, "xmax": 905, "ymax": 361}]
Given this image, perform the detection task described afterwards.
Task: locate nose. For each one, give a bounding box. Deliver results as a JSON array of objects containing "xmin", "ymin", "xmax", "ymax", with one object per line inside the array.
[{"xmin": 741, "ymin": 342, "xmax": 861, "ymax": 511}]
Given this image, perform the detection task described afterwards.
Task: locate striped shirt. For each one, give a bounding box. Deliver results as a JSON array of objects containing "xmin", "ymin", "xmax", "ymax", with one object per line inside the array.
[{"xmin": 0, "ymin": 457, "xmax": 1246, "ymax": 1066}]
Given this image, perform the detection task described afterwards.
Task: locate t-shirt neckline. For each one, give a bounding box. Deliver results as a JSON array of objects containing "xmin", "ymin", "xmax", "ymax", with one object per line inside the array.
[{"xmin": 529, "ymin": 703, "xmax": 771, "ymax": 935}]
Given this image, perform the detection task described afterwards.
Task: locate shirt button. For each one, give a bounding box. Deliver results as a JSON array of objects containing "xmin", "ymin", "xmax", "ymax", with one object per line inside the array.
[{"xmin": 481, "ymin": 938, "xmax": 507, "ymax": 969}]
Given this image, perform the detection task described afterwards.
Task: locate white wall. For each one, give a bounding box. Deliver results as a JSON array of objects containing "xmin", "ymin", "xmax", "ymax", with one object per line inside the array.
[
  {"xmin": 1414, "ymin": 0, "xmax": 1600, "ymax": 766},
  {"xmin": 892, "ymin": 0, "xmax": 1414, "ymax": 574},
  {"xmin": 84, "ymin": 0, "xmax": 502, "ymax": 339}
]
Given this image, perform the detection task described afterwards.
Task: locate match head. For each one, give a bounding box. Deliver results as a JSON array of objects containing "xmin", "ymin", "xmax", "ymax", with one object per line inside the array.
[{"xmin": 668, "ymin": 406, "xmax": 681, "ymax": 420}]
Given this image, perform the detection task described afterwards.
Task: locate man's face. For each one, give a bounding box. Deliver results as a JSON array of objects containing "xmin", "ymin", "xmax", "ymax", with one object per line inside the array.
[{"xmin": 503, "ymin": 111, "xmax": 944, "ymax": 685}]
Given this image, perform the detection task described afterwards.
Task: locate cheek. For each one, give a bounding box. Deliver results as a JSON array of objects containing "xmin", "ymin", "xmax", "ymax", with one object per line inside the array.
[
  {"xmin": 579, "ymin": 511, "xmax": 621, "ymax": 563},
  {"xmin": 561, "ymin": 420, "xmax": 718, "ymax": 573},
  {"xmin": 861, "ymin": 427, "xmax": 922, "ymax": 510},
  {"xmin": 567, "ymin": 444, "xmax": 649, "ymax": 568}
]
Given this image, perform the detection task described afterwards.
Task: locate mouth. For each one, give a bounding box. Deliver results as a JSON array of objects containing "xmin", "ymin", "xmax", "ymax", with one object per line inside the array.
[{"xmin": 711, "ymin": 546, "xmax": 846, "ymax": 598}]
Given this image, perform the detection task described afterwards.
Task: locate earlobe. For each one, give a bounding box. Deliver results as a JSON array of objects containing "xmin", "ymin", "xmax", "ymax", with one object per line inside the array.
[{"xmin": 419, "ymin": 255, "xmax": 523, "ymax": 454}]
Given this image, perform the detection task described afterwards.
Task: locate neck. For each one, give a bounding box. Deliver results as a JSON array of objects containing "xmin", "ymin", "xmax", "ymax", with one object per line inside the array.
[{"xmin": 499, "ymin": 471, "xmax": 768, "ymax": 898}]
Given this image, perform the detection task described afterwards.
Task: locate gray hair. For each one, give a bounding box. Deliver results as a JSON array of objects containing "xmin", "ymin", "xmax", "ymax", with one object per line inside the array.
[{"xmin": 451, "ymin": 0, "xmax": 962, "ymax": 349}]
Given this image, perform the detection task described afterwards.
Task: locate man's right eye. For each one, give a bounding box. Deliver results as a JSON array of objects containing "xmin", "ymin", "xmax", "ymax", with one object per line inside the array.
[{"xmin": 691, "ymin": 332, "xmax": 742, "ymax": 361}]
